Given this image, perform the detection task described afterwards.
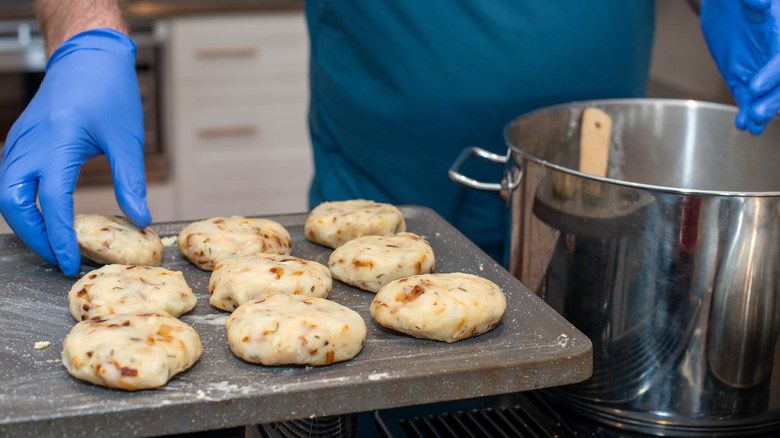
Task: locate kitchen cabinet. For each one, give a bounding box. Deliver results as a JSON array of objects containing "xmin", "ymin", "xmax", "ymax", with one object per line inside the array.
[
  {"xmin": 0, "ymin": 10, "xmax": 311, "ymax": 234},
  {"xmin": 166, "ymin": 11, "xmax": 312, "ymax": 221}
]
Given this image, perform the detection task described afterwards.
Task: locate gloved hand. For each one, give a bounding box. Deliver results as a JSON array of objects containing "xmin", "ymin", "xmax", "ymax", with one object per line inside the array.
[
  {"xmin": 701, "ymin": 0, "xmax": 780, "ymax": 134},
  {"xmin": 0, "ymin": 28, "xmax": 151, "ymax": 276}
]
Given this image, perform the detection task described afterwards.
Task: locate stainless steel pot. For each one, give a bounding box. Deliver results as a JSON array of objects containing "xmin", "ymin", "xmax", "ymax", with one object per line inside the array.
[{"xmin": 450, "ymin": 99, "xmax": 780, "ymax": 436}]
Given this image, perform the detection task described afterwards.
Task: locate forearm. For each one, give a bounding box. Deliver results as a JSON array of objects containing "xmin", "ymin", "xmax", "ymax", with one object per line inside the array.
[{"xmin": 35, "ymin": 0, "xmax": 129, "ymax": 56}]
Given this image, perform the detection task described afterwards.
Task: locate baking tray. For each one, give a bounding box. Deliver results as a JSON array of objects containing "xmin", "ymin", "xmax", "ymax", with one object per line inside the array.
[{"xmin": 0, "ymin": 206, "xmax": 592, "ymax": 437}]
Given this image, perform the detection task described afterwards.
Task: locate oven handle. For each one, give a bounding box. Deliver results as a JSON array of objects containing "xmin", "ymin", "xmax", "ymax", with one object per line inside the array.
[{"xmin": 448, "ymin": 146, "xmax": 522, "ymax": 196}]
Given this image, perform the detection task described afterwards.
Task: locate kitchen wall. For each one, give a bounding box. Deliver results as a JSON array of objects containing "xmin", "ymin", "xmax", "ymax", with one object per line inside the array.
[
  {"xmin": 0, "ymin": 1, "xmax": 736, "ymax": 236},
  {"xmin": 647, "ymin": 0, "xmax": 733, "ymax": 104}
]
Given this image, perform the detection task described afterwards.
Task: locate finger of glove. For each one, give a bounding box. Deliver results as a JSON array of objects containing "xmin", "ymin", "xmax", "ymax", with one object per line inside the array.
[
  {"xmin": 747, "ymin": 117, "xmax": 770, "ymax": 134},
  {"xmin": 732, "ymin": 84, "xmax": 754, "ymax": 130},
  {"xmin": 749, "ymin": 54, "xmax": 780, "ymax": 97},
  {"xmin": 37, "ymin": 163, "xmax": 82, "ymax": 277},
  {"xmin": 105, "ymin": 136, "xmax": 152, "ymax": 229},
  {"xmin": 741, "ymin": 0, "xmax": 773, "ymax": 22},
  {"xmin": 742, "ymin": 0, "xmax": 772, "ymax": 12},
  {"xmin": 0, "ymin": 178, "xmax": 59, "ymax": 267},
  {"xmin": 749, "ymin": 89, "xmax": 780, "ymax": 129}
]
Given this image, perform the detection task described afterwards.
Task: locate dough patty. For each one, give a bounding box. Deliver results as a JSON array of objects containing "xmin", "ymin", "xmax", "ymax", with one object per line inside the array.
[
  {"xmin": 328, "ymin": 232, "xmax": 435, "ymax": 292},
  {"xmin": 209, "ymin": 254, "xmax": 332, "ymax": 312},
  {"xmin": 177, "ymin": 216, "xmax": 292, "ymax": 270},
  {"xmin": 68, "ymin": 264, "xmax": 197, "ymax": 321},
  {"xmin": 304, "ymin": 200, "xmax": 406, "ymax": 249},
  {"xmin": 370, "ymin": 273, "xmax": 506, "ymax": 343},
  {"xmin": 61, "ymin": 313, "xmax": 202, "ymax": 390},
  {"xmin": 226, "ymin": 294, "xmax": 367, "ymax": 366},
  {"xmin": 74, "ymin": 214, "xmax": 163, "ymax": 266}
]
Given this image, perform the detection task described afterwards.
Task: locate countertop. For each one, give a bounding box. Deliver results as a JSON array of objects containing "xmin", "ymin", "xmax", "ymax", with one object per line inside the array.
[{"xmin": 0, "ymin": 0, "xmax": 302, "ymax": 20}]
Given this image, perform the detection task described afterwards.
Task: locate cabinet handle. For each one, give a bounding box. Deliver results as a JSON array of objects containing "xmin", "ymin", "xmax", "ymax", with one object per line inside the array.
[
  {"xmin": 197, "ymin": 125, "xmax": 258, "ymax": 139},
  {"xmin": 195, "ymin": 46, "xmax": 258, "ymax": 59}
]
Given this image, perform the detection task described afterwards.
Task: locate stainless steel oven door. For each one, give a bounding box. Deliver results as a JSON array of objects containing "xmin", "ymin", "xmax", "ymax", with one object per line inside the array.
[{"xmin": 0, "ymin": 18, "xmax": 168, "ymax": 185}]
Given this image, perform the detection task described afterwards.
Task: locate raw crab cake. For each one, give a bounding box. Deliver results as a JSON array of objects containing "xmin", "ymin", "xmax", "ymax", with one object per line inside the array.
[
  {"xmin": 209, "ymin": 253, "xmax": 332, "ymax": 312},
  {"xmin": 304, "ymin": 199, "xmax": 406, "ymax": 249},
  {"xmin": 328, "ymin": 232, "xmax": 435, "ymax": 292},
  {"xmin": 74, "ymin": 214, "xmax": 163, "ymax": 266},
  {"xmin": 226, "ymin": 294, "xmax": 367, "ymax": 366},
  {"xmin": 68, "ymin": 264, "xmax": 197, "ymax": 321},
  {"xmin": 370, "ymin": 273, "xmax": 506, "ymax": 343},
  {"xmin": 61, "ymin": 312, "xmax": 202, "ymax": 390},
  {"xmin": 177, "ymin": 216, "xmax": 292, "ymax": 270}
]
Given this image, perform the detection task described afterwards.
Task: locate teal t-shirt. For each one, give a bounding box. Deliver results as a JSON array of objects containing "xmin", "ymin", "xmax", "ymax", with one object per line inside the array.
[{"xmin": 304, "ymin": 1, "xmax": 655, "ymax": 263}]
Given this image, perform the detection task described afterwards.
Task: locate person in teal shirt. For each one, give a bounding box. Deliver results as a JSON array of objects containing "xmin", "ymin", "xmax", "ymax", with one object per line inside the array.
[
  {"xmin": 304, "ymin": 1, "xmax": 654, "ymax": 262},
  {"xmin": 3, "ymin": 0, "xmax": 780, "ymax": 275}
]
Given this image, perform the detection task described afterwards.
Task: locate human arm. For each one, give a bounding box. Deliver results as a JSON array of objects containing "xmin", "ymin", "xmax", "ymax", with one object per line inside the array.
[
  {"xmin": 36, "ymin": 0, "xmax": 129, "ymax": 56},
  {"xmin": 0, "ymin": 0, "xmax": 150, "ymax": 276}
]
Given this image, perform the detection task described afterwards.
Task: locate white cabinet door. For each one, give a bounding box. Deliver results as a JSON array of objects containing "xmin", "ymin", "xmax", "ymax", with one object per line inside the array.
[{"xmin": 167, "ymin": 11, "xmax": 312, "ymax": 220}]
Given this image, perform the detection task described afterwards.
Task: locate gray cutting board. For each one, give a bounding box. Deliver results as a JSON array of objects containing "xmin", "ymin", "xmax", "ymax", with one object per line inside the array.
[{"xmin": 0, "ymin": 206, "xmax": 592, "ymax": 437}]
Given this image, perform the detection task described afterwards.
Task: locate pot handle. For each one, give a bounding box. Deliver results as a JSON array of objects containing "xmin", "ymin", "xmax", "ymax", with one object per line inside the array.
[{"xmin": 448, "ymin": 146, "xmax": 521, "ymax": 194}]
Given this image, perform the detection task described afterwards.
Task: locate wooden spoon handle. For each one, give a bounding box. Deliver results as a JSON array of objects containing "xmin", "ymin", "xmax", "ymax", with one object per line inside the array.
[{"xmin": 579, "ymin": 107, "xmax": 611, "ymax": 197}]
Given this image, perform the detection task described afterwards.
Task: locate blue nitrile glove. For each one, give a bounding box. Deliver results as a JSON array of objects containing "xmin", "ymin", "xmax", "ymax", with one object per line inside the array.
[
  {"xmin": 748, "ymin": 9, "xmax": 780, "ymax": 130},
  {"xmin": 0, "ymin": 28, "xmax": 151, "ymax": 276},
  {"xmin": 701, "ymin": 0, "xmax": 780, "ymax": 134}
]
